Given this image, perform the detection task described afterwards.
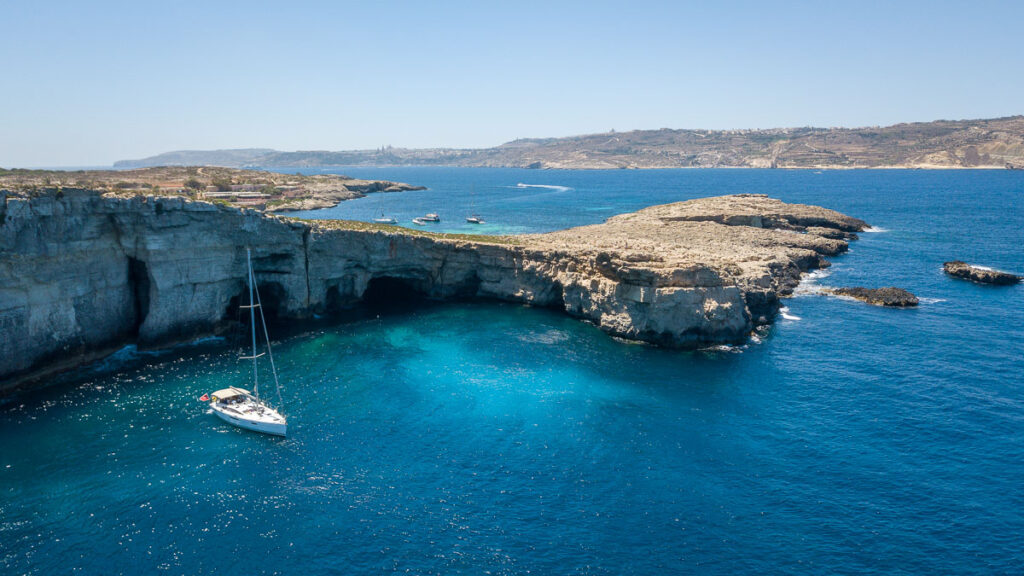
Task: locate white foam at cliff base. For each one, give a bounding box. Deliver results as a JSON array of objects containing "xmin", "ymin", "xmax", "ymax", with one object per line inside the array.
[
  {"xmin": 779, "ymin": 305, "xmax": 801, "ymax": 321},
  {"xmin": 963, "ymin": 263, "xmax": 1020, "ymax": 275},
  {"xmin": 863, "ymin": 226, "xmax": 889, "ymax": 233},
  {"xmin": 793, "ymin": 268, "xmax": 833, "ymax": 295},
  {"xmin": 918, "ymin": 297, "xmax": 948, "ymax": 304}
]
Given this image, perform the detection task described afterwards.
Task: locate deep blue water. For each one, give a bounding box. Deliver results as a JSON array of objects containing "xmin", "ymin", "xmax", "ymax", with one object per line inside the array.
[{"xmin": 2, "ymin": 169, "xmax": 1023, "ymax": 574}]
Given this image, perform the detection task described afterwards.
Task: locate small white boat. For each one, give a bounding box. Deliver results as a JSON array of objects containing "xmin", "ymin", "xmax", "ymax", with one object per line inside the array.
[
  {"xmin": 421, "ymin": 213, "xmax": 440, "ymax": 222},
  {"xmin": 411, "ymin": 217, "xmax": 427, "ymax": 225},
  {"xmin": 203, "ymin": 248, "xmax": 288, "ymax": 437},
  {"xmin": 465, "ymin": 215, "xmax": 485, "ymax": 224}
]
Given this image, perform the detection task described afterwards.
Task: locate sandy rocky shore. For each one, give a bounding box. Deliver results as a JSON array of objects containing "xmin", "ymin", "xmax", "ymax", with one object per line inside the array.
[{"xmin": 1, "ymin": 188, "xmax": 872, "ymax": 391}]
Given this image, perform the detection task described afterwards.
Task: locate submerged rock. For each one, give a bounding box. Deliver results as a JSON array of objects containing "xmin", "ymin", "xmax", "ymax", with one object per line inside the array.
[
  {"xmin": 943, "ymin": 261, "xmax": 1021, "ymax": 285},
  {"xmin": 826, "ymin": 287, "xmax": 919, "ymax": 307}
]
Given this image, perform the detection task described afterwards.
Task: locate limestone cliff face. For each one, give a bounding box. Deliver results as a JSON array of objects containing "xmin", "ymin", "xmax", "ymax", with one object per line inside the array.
[
  {"xmin": 1, "ymin": 190, "xmax": 866, "ymax": 389},
  {"xmin": 1, "ymin": 190, "xmax": 311, "ymax": 386}
]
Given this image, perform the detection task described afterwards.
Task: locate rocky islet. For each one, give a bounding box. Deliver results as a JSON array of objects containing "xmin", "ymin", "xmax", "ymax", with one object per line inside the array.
[
  {"xmin": 943, "ymin": 260, "xmax": 1021, "ymax": 285},
  {"xmin": 825, "ymin": 287, "xmax": 920, "ymax": 307}
]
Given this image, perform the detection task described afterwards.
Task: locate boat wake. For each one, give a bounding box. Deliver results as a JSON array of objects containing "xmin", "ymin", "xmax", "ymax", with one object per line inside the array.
[{"xmin": 515, "ymin": 183, "xmax": 572, "ymax": 192}]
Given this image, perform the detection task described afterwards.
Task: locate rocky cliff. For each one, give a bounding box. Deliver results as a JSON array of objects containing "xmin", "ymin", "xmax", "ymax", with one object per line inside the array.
[{"xmin": 0, "ymin": 190, "xmax": 866, "ymax": 390}]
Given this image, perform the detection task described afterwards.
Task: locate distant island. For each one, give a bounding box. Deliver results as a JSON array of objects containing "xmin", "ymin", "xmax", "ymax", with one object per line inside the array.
[{"xmin": 114, "ymin": 116, "xmax": 1024, "ymax": 170}]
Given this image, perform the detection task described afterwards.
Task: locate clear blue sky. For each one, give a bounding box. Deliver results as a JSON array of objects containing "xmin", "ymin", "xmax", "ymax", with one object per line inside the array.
[{"xmin": 2, "ymin": 0, "xmax": 1021, "ymax": 167}]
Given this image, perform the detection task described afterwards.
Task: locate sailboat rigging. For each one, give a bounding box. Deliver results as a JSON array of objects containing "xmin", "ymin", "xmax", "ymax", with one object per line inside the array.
[
  {"xmin": 465, "ymin": 183, "xmax": 484, "ymax": 224},
  {"xmin": 373, "ymin": 190, "xmax": 397, "ymax": 224},
  {"xmin": 203, "ymin": 248, "xmax": 288, "ymax": 436}
]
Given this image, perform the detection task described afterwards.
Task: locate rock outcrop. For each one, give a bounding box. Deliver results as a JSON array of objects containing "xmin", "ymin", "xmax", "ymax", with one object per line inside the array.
[
  {"xmin": 1, "ymin": 191, "xmax": 866, "ymax": 390},
  {"xmin": 943, "ymin": 261, "xmax": 1021, "ymax": 285},
  {"xmin": 826, "ymin": 287, "xmax": 919, "ymax": 307}
]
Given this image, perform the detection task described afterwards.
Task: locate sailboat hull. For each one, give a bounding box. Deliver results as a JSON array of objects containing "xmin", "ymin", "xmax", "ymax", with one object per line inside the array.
[{"xmin": 210, "ymin": 401, "xmax": 287, "ymax": 436}]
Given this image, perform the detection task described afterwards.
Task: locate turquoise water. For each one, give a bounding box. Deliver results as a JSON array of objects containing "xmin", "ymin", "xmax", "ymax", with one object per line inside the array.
[{"xmin": 2, "ymin": 169, "xmax": 1023, "ymax": 574}]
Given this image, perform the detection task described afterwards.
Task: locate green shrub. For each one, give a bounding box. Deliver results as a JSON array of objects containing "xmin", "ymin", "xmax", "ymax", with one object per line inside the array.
[{"xmin": 211, "ymin": 177, "xmax": 233, "ymax": 191}]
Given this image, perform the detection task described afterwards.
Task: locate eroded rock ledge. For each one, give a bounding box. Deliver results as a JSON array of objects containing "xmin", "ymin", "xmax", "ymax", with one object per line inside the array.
[
  {"xmin": 0, "ymin": 190, "xmax": 866, "ymax": 390},
  {"xmin": 943, "ymin": 261, "xmax": 1021, "ymax": 285}
]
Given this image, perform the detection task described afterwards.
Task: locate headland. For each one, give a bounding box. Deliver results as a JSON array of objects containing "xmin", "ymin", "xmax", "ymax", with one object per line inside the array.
[{"xmin": 0, "ymin": 187, "xmax": 866, "ymax": 392}]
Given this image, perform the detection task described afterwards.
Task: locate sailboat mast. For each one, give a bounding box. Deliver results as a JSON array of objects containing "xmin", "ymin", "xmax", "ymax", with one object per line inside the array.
[{"xmin": 247, "ymin": 248, "xmax": 260, "ymax": 402}]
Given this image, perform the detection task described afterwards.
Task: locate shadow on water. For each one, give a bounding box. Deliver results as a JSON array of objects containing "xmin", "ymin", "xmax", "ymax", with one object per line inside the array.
[{"xmin": 2, "ymin": 278, "xmax": 464, "ymax": 406}]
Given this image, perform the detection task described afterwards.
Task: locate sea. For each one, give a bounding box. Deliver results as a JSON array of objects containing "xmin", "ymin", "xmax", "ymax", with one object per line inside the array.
[{"xmin": 1, "ymin": 168, "xmax": 1022, "ymax": 574}]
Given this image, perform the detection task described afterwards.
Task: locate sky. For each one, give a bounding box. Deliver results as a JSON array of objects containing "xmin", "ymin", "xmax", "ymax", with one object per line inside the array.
[{"xmin": 2, "ymin": 0, "xmax": 1022, "ymax": 167}]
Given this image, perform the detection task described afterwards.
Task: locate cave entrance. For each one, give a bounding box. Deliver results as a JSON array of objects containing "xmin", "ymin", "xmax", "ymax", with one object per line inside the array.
[
  {"xmin": 224, "ymin": 281, "xmax": 289, "ymax": 335},
  {"xmin": 361, "ymin": 276, "xmax": 429, "ymax": 316},
  {"xmin": 128, "ymin": 257, "xmax": 150, "ymax": 339},
  {"xmin": 255, "ymin": 282, "xmax": 287, "ymax": 324}
]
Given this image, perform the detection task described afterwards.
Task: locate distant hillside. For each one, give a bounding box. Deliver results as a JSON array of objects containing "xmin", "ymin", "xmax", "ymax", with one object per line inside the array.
[
  {"xmin": 115, "ymin": 116, "xmax": 1024, "ymax": 170},
  {"xmin": 113, "ymin": 148, "xmax": 275, "ymax": 169}
]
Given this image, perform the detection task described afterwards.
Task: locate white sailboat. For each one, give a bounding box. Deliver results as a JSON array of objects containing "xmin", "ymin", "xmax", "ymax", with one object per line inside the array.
[
  {"xmin": 204, "ymin": 248, "xmax": 288, "ymax": 436},
  {"xmin": 373, "ymin": 190, "xmax": 397, "ymax": 224},
  {"xmin": 466, "ymin": 184, "xmax": 485, "ymax": 224}
]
